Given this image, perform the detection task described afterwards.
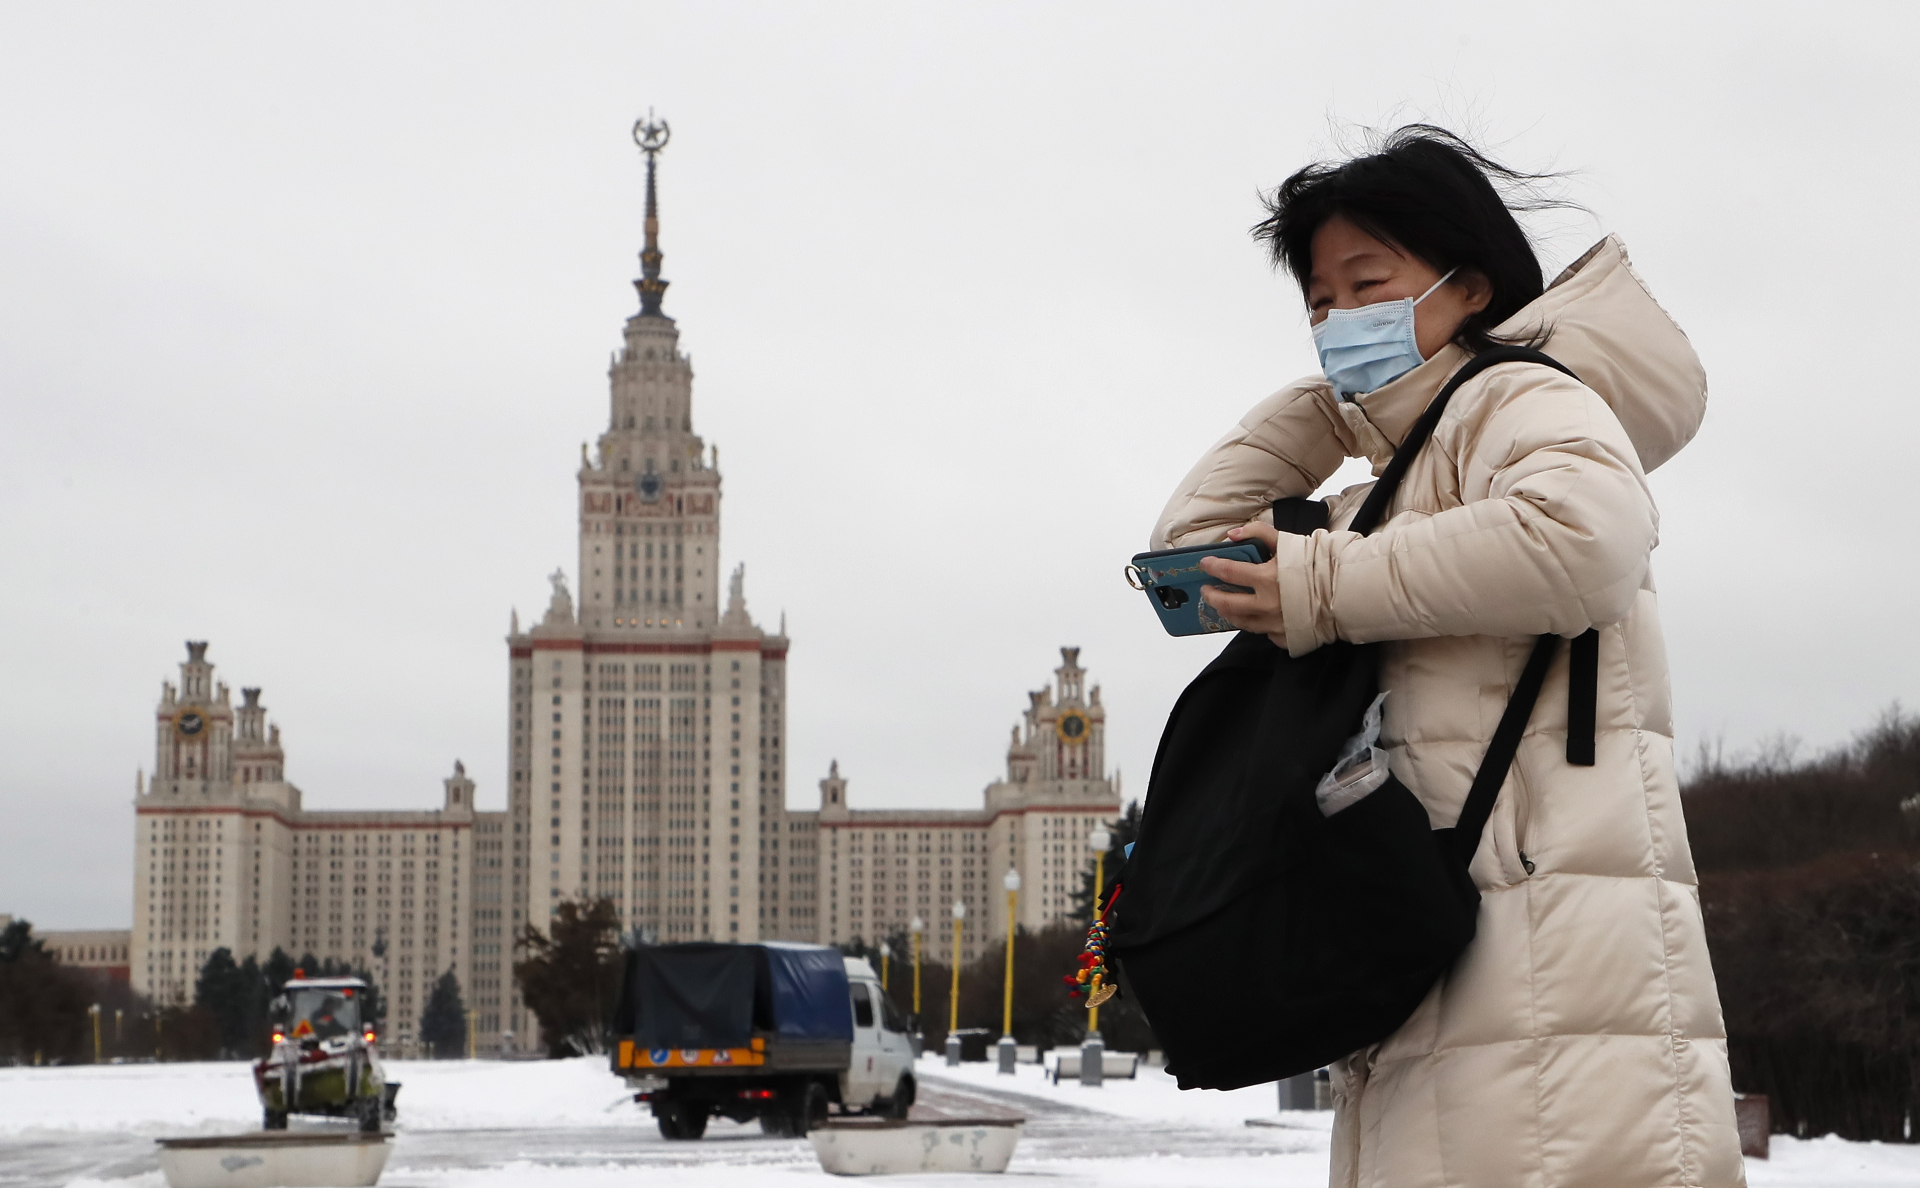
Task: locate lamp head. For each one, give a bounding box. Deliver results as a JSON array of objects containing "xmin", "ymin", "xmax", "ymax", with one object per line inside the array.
[
  {"xmin": 910, "ymin": 916, "xmax": 924, "ymax": 934},
  {"xmin": 1088, "ymin": 827, "xmax": 1112, "ymax": 851},
  {"xmin": 1003, "ymin": 868, "xmax": 1021, "ymax": 892},
  {"xmin": 952, "ymin": 900, "xmax": 966, "ymax": 920}
]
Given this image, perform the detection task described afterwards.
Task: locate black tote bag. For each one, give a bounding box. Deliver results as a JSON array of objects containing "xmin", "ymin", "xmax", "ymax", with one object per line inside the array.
[{"xmin": 1107, "ymin": 347, "xmax": 1589, "ymax": 1091}]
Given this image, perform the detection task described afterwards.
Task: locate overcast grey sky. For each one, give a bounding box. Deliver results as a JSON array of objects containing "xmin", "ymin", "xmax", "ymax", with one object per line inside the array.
[{"xmin": 4, "ymin": 3, "xmax": 1915, "ymax": 928}]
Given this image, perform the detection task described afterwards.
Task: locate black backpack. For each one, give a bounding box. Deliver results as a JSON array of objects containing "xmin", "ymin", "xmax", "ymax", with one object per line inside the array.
[{"xmin": 1107, "ymin": 347, "xmax": 1598, "ymax": 1091}]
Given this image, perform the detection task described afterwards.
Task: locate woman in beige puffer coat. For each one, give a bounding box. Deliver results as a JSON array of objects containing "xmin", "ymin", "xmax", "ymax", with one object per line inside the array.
[{"xmin": 1157, "ymin": 130, "xmax": 1746, "ymax": 1188}]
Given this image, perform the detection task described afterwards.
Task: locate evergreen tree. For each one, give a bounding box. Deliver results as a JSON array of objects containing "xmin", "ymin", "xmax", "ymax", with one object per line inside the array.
[
  {"xmin": 419, "ymin": 969, "xmax": 467, "ymax": 1058},
  {"xmin": 263, "ymin": 947, "xmax": 296, "ymax": 995},
  {"xmin": 0, "ymin": 918, "xmax": 90, "ymax": 1063},
  {"xmin": 193, "ymin": 948, "xmax": 258, "ymax": 1058},
  {"xmin": 0, "ymin": 919, "xmax": 46, "ymax": 964}
]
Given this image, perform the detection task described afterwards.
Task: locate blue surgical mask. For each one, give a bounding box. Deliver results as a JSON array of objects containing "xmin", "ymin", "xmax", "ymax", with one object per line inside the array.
[{"xmin": 1310, "ymin": 269, "xmax": 1457, "ymax": 399}]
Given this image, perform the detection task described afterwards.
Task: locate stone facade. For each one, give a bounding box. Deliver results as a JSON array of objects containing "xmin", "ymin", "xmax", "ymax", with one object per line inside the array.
[
  {"xmin": 806, "ymin": 648, "xmax": 1120, "ymax": 967},
  {"xmin": 131, "ymin": 644, "xmax": 498, "ymax": 1051},
  {"xmin": 38, "ymin": 928, "xmax": 133, "ymax": 982}
]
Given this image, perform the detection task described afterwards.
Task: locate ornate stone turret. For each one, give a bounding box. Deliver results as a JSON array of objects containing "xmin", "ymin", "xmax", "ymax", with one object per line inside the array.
[
  {"xmin": 443, "ymin": 760, "xmax": 475, "ymax": 817},
  {"xmin": 818, "ymin": 760, "xmax": 849, "ymax": 821},
  {"xmin": 571, "ymin": 112, "xmax": 723, "ymax": 635},
  {"xmin": 986, "ymin": 646, "xmax": 1109, "ymax": 809},
  {"xmin": 719, "ymin": 564, "xmax": 754, "ymax": 632},
  {"xmin": 231, "ymin": 686, "xmax": 285, "ymax": 788}
]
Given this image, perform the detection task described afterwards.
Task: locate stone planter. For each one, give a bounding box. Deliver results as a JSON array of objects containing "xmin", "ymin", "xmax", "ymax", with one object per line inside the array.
[
  {"xmin": 809, "ymin": 1118, "xmax": 1023, "ymax": 1175},
  {"xmin": 157, "ymin": 1130, "xmax": 392, "ymax": 1188}
]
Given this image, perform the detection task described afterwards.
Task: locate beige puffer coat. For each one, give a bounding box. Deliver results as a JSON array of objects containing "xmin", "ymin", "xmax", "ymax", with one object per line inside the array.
[{"xmin": 1153, "ymin": 238, "xmax": 1745, "ymax": 1188}]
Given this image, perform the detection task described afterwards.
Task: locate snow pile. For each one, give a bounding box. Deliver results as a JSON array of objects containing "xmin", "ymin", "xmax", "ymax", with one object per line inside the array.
[
  {"xmin": 389, "ymin": 1056, "xmax": 644, "ymax": 1130},
  {"xmin": 1748, "ymin": 1134, "xmax": 1920, "ymax": 1186},
  {"xmin": 0, "ymin": 1055, "xmax": 639, "ymax": 1137},
  {"xmin": 0, "ymin": 1060, "xmax": 259, "ymax": 1136}
]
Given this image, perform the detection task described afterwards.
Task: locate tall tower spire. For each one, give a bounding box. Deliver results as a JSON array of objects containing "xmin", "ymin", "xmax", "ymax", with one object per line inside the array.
[{"xmin": 633, "ymin": 112, "xmax": 672, "ymax": 319}]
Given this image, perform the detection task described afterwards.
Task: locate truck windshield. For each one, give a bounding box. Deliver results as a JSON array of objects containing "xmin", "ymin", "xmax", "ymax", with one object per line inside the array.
[{"xmin": 290, "ymin": 988, "xmax": 360, "ymax": 1040}]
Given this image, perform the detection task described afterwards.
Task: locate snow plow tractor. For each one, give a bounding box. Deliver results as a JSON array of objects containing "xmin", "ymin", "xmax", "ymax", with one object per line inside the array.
[{"xmin": 253, "ymin": 975, "xmax": 399, "ymax": 1132}]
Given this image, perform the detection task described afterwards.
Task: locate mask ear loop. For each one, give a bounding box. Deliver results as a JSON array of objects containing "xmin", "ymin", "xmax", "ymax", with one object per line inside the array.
[{"xmin": 1413, "ymin": 267, "xmax": 1460, "ymax": 306}]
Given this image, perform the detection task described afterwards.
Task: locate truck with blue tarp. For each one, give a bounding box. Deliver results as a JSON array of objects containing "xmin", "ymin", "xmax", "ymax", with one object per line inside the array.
[{"xmin": 611, "ymin": 942, "xmax": 915, "ymax": 1138}]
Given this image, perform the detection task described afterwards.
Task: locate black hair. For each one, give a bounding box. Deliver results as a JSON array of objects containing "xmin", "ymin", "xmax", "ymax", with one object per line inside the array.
[{"xmin": 1253, "ymin": 125, "xmax": 1563, "ymax": 353}]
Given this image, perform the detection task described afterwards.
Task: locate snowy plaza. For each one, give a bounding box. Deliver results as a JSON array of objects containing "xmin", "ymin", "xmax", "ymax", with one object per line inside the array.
[{"xmin": 2, "ymin": 1055, "xmax": 1916, "ymax": 1188}]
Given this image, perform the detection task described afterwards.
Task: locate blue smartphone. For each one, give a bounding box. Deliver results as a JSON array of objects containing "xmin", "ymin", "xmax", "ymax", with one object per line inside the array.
[{"xmin": 1126, "ymin": 539, "xmax": 1272, "ymax": 636}]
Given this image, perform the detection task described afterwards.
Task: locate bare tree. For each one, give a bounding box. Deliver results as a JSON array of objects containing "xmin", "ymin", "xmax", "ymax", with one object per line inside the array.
[{"xmin": 513, "ymin": 897, "xmax": 623, "ymax": 1057}]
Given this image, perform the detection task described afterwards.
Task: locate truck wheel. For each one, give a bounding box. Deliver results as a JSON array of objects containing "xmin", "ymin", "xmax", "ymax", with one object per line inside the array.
[
  {"xmin": 356, "ymin": 1097, "xmax": 382, "ymax": 1134},
  {"xmin": 656, "ymin": 1098, "xmax": 707, "ymax": 1140},
  {"xmin": 883, "ymin": 1074, "xmax": 915, "ymax": 1120},
  {"xmin": 791, "ymin": 1082, "xmax": 830, "ymax": 1136},
  {"xmin": 262, "ymin": 1109, "xmax": 287, "ymax": 1131}
]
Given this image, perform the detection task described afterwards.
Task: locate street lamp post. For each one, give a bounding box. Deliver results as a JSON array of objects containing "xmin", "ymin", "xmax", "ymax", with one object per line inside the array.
[
  {"xmin": 909, "ymin": 916, "xmax": 925, "ymax": 1056},
  {"xmin": 879, "ymin": 941, "xmax": 891, "ymax": 1002},
  {"xmin": 88, "ymin": 1004, "xmax": 101, "ymax": 1064},
  {"xmin": 945, "ymin": 900, "xmax": 965, "ymax": 1067},
  {"xmin": 1082, "ymin": 825, "xmax": 1112, "ymax": 1087},
  {"xmin": 998, "ymin": 868, "xmax": 1021, "ymax": 1074}
]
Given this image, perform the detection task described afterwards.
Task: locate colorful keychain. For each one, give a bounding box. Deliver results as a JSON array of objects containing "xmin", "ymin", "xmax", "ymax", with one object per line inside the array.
[{"xmin": 1064, "ymin": 883, "xmax": 1122, "ymax": 1009}]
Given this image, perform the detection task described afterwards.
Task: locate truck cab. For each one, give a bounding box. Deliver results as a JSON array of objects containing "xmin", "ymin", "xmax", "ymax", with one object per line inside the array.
[
  {"xmin": 611, "ymin": 943, "xmax": 916, "ymax": 1139},
  {"xmin": 840, "ymin": 957, "xmax": 915, "ymax": 1110}
]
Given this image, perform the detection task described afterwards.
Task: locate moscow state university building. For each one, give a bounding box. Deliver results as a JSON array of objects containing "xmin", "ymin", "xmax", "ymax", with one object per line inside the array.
[{"xmin": 132, "ymin": 140, "xmax": 1116, "ymax": 1054}]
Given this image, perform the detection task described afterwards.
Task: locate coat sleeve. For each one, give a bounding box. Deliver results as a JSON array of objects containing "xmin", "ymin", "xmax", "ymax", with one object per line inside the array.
[
  {"xmin": 1150, "ymin": 378, "xmax": 1352, "ymax": 548},
  {"xmin": 1272, "ymin": 368, "xmax": 1658, "ymax": 655}
]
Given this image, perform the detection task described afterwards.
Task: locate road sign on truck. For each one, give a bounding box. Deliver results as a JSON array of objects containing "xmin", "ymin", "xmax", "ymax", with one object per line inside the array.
[{"xmin": 612, "ymin": 942, "xmax": 915, "ymax": 1139}]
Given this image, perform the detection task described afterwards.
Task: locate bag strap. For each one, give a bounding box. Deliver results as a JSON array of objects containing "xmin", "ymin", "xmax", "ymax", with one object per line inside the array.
[
  {"xmin": 1334, "ymin": 346, "xmax": 1599, "ymax": 854},
  {"xmin": 1349, "ymin": 346, "xmax": 1577, "ymax": 536},
  {"xmin": 1450, "ymin": 633, "xmax": 1558, "ymax": 865},
  {"xmin": 1566, "ymin": 628, "xmax": 1598, "ymax": 766}
]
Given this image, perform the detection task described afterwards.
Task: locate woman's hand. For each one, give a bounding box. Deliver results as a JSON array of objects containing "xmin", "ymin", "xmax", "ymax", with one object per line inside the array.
[{"xmin": 1199, "ymin": 521, "xmax": 1287, "ymax": 650}]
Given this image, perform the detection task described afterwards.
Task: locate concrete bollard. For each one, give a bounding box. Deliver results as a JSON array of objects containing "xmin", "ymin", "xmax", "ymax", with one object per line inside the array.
[
  {"xmin": 1280, "ymin": 1071, "xmax": 1317, "ymax": 1111},
  {"xmin": 1079, "ymin": 1036, "xmax": 1104, "ymax": 1087},
  {"xmin": 997, "ymin": 1035, "xmax": 1017, "ymax": 1074},
  {"xmin": 1734, "ymin": 1094, "xmax": 1769, "ymax": 1159},
  {"xmin": 945, "ymin": 1032, "xmax": 962, "ymax": 1068}
]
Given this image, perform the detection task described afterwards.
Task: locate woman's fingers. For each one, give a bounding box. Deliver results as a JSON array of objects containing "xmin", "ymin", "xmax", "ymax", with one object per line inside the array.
[
  {"xmin": 1227, "ymin": 521, "xmax": 1283, "ymax": 551},
  {"xmin": 1201, "ymin": 583, "xmax": 1284, "ymax": 633},
  {"xmin": 1196, "ymin": 520, "xmax": 1287, "ymax": 640},
  {"xmin": 1199, "ymin": 555, "xmax": 1266, "ymax": 586}
]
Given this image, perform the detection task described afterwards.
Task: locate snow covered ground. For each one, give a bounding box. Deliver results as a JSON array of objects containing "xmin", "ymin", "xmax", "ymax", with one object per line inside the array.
[{"xmin": 0, "ymin": 1053, "xmax": 1915, "ymax": 1187}]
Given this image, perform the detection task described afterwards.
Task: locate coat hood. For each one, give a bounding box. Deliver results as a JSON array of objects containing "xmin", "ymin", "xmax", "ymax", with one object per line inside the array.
[
  {"xmin": 1498, "ymin": 235, "xmax": 1706, "ymax": 473},
  {"xmin": 1342, "ymin": 235, "xmax": 1706, "ymax": 477}
]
